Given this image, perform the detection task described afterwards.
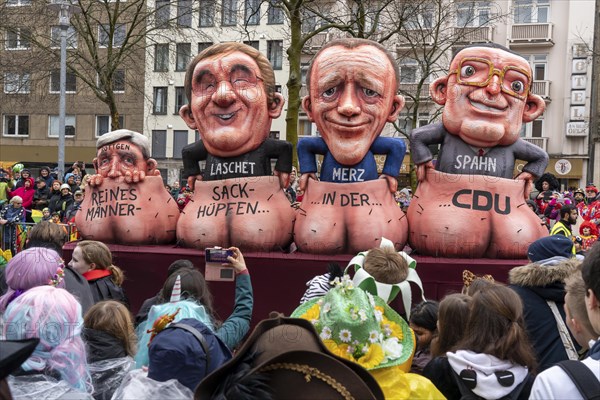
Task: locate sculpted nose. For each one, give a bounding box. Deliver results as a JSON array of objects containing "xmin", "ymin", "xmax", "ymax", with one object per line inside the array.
[
  {"xmin": 337, "ymin": 87, "xmax": 361, "ymax": 117},
  {"xmin": 107, "ymin": 157, "xmax": 121, "ymax": 178},
  {"xmin": 213, "ymin": 80, "xmax": 236, "ymax": 106},
  {"xmin": 485, "ymin": 75, "xmax": 502, "ymax": 95}
]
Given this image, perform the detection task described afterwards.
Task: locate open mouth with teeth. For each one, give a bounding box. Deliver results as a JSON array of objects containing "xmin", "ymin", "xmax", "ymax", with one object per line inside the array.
[
  {"xmin": 216, "ymin": 112, "xmax": 236, "ymax": 120},
  {"xmin": 469, "ymin": 99, "xmax": 507, "ymax": 113}
]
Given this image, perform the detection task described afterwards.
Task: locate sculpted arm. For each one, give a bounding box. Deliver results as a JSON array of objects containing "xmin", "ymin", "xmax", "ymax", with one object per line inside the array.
[
  {"xmin": 297, "ymin": 137, "xmax": 328, "ymax": 190},
  {"xmin": 182, "ymin": 140, "xmax": 209, "ymax": 191}
]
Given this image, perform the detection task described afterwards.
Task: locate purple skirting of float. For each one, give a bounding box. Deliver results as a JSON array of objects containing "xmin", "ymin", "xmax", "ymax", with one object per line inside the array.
[{"xmin": 63, "ymin": 243, "xmax": 526, "ymax": 325}]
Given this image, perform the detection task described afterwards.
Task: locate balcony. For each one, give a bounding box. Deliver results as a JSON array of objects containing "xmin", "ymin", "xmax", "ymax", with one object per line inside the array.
[
  {"xmin": 304, "ymin": 32, "xmax": 328, "ymax": 50},
  {"xmin": 396, "ymin": 29, "xmax": 435, "ymax": 49},
  {"xmin": 453, "ymin": 26, "xmax": 493, "ymax": 44},
  {"xmin": 531, "ymin": 80, "xmax": 550, "ymax": 100},
  {"xmin": 522, "ymin": 136, "xmax": 548, "ymax": 152},
  {"xmin": 509, "ymin": 23, "xmax": 554, "ymax": 47},
  {"xmin": 399, "ymin": 83, "xmax": 430, "ymax": 100}
]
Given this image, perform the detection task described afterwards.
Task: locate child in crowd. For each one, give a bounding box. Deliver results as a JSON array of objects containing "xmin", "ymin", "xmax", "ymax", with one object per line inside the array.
[
  {"xmin": 69, "ymin": 240, "xmax": 129, "ymax": 307},
  {"xmin": 2, "ymin": 286, "xmax": 93, "ymax": 396},
  {"xmin": 409, "ymin": 300, "xmax": 439, "ymax": 374},
  {"xmin": 423, "ymin": 293, "xmax": 472, "ymax": 394},
  {"xmin": 425, "ymin": 286, "xmax": 536, "ymax": 400},
  {"xmin": 42, "ymin": 207, "xmax": 51, "ymax": 221},
  {"xmin": 461, "ymin": 269, "xmax": 495, "ymax": 296},
  {"xmin": 0, "ymin": 247, "xmax": 65, "ymax": 312},
  {"xmin": 83, "ymin": 300, "xmax": 137, "ymax": 400}
]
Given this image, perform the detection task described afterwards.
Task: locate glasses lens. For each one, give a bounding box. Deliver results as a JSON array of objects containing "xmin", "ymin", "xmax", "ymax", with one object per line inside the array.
[
  {"xmin": 458, "ymin": 59, "xmax": 492, "ymax": 84},
  {"xmin": 501, "ymin": 68, "xmax": 529, "ymax": 97}
]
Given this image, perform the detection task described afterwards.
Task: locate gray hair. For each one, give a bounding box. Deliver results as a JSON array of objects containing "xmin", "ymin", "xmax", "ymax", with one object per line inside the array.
[
  {"xmin": 96, "ymin": 129, "xmax": 151, "ymax": 159},
  {"xmin": 10, "ymin": 196, "xmax": 23, "ymax": 205}
]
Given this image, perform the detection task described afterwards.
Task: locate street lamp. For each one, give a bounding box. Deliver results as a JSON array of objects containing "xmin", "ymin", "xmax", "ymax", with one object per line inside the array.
[{"xmin": 48, "ymin": 0, "xmax": 80, "ymax": 181}]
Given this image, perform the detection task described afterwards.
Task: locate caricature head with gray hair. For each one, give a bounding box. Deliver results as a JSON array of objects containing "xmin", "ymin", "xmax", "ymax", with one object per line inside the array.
[{"xmin": 93, "ymin": 129, "xmax": 158, "ymax": 180}]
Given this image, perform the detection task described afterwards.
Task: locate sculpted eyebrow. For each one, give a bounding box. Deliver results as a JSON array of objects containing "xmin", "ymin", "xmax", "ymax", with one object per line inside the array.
[
  {"xmin": 356, "ymin": 71, "xmax": 384, "ymax": 93},
  {"xmin": 230, "ymin": 64, "xmax": 253, "ymax": 75},
  {"xmin": 318, "ymin": 73, "xmax": 342, "ymax": 92},
  {"xmin": 194, "ymin": 69, "xmax": 213, "ymax": 85}
]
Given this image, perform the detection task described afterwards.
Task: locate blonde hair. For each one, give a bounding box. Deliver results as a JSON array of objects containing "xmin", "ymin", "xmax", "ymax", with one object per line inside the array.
[
  {"xmin": 363, "ymin": 247, "xmax": 408, "ymax": 284},
  {"xmin": 84, "ymin": 300, "xmax": 137, "ymax": 357},
  {"xmin": 77, "ymin": 240, "xmax": 125, "ymax": 286},
  {"xmin": 565, "ymin": 268, "xmax": 596, "ymax": 338}
]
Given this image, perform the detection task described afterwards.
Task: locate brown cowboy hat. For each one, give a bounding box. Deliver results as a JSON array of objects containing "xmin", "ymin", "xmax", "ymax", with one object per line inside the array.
[{"xmin": 195, "ymin": 316, "xmax": 384, "ymax": 399}]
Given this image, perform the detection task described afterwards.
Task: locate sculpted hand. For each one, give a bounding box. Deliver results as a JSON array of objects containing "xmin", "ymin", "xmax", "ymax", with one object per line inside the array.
[
  {"xmin": 187, "ymin": 174, "xmax": 203, "ymax": 192},
  {"xmin": 516, "ymin": 171, "xmax": 534, "ymax": 200},
  {"xmin": 416, "ymin": 161, "xmax": 434, "ymax": 182},
  {"xmin": 87, "ymin": 174, "xmax": 104, "ymax": 188},
  {"xmin": 379, "ymin": 174, "xmax": 398, "ymax": 193},
  {"xmin": 299, "ymin": 173, "xmax": 317, "ymax": 191},
  {"xmin": 224, "ymin": 247, "xmax": 247, "ymax": 274},
  {"xmin": 274, "ymin": 170, "xmax": 289, "ymax": 189}
]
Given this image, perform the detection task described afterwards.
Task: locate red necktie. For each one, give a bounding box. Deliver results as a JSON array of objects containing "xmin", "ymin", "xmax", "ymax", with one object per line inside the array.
[{"xmin": 478, "ymin": 148, "xmax": 485, "ymax": 157}]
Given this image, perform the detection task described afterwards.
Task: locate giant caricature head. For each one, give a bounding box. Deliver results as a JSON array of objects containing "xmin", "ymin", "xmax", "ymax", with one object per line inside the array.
[
  {"xmin": 93, "ymin": 129, "xmax": 158, "ymax": 179},
  {"xmin": 302, "ymin": 39, "xmax": 405, "ymax": 166},
  {"xmin": 431, "ymin": 43, "xmax": 545, "ymax": 148},
  {"xmin": 180, "ymin": 43, "xmax": 285, "ymax": 158}
]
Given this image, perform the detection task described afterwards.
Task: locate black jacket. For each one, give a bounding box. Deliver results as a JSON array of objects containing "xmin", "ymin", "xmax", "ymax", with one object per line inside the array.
[
  {"xmin": 82, "ymin": 328, "xmax": 128, "ymax": 363},
  {"xmin": 88, "ymin": 275, "xmax": 130, "ymax": 309}
]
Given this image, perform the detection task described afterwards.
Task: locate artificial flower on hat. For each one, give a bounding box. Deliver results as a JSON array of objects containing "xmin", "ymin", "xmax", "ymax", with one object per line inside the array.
[
  {"xmin": 292, "ymin": 275, "xmax": 415, "ymax": 372},
  {"xmin": 347, "ymin": 237, "xmax": 425, "ymax": 319}
]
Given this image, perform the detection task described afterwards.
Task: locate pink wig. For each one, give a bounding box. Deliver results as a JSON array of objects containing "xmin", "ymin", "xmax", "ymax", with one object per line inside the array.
[
  {"xmin": 0, "ymin": 247, "xmax": 66, "ymax": 312},
  {"xmin": 2, "ymin": 286, "xmax": 92, "ymax": 393}
]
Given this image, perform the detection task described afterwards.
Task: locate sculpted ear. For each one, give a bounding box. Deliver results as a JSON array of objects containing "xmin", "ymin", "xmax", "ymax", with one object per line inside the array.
[
  {"xmin": 268, "ymin": 92, "xmax": 285, "ymax": 119},
  {"xmin": 179, "ymin": 105, "xmax": 197, "ymax": 130},
  {"xmin": 302, "ymin": 95, "xmax": 314, "ymax": 122},
  {"xmin": 431, "ymin": 76, "xmax": 448, "ymax": 105},
  {"xmin": 146, "ymin": 158, "xmax": 158, "ymax": 174},
  {"xmin": 387, "ymin": 94, "xmax": 405, "ymax": 122},
  {"xmin": 522, "ymin": 93, "xmax": 546, "ymax": 123}
]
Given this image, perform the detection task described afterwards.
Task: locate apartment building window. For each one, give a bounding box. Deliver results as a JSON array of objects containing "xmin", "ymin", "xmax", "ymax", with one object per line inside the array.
[
  {"xmin": 198, "ymin": 42, "xmax": 213, "ymax": 53},
  {"xmin": 96, "ymin": 115, "xmax": 124, "ymax": 137},
  {"xmin": 173, "ymin": 130, "xmax": 188, "ymax": 159},
  {"xmin": 520, "ymin": 118, "xmax": 544, "ymax": 137},
  {"xmin": 50, "ymin": 26, "xmax": 77, "ymax": 48},
  {"xmin": 153, "ymin": 87, "xmax": 168, "ymax": 114},
  {"xmin": 152, "ymin": 130, "xmax": 167, "ymax": 158},
  {"xmin": 48, "ymin": 115, "xmax": 76, "ymax": 137},
  {"xmin": 406, "ymin": 3, "xmax": 434, "ymax": 29},
  {"xmin": 7, "ymin": 0, "xmax": 32, "ymax": 5},
  {"xmin": 50, "ymin": 70, "xmax": 77, "ymax": 93},
  {"xmin": 222, "ymin": 0, "xmax": 237, "ymax": 26},
  {"xmin": 3, "ymin": 115, "xmax": 29, "ymax": 136},
  {"xmin": 176, "ymin": 43, "xmax": 191, "ymax": 71},
  {"xmin": 4, "ymin": 73, "xmax": 30, "ymax": 94},
  {"xmin": 199, "ymin": 0, "xmax": 215, "ymax": 26},
  {"xmin": 456, "ymin": 1, "xmax": 491, "ymax": 27},
  {"xmin": 245, "ymin": 0, "xmax": 260, "ymax": 25},
  {"xmin": 6, "ymin": 28, "xmax": 30, "ymax": 50},
  {"xmin": 177, "ymin": 0, "xmax": 193, "ymax": 27},
  {"xmin": 514, "ymin": 0, "xmax": 549, "ymax": 23},
  {"xmin": 155, "ymin": 0, "xmax": 170, "ymax": 28},
  {"xmin": 243, "ymin": 40, "xmax": 259, "ymax": 50},
  {"xmin": 399, "ymin": 59, "xmax": 418, "ymax": 84},
  {"xmin": 154, "ymin": 43, "xmax": 169, "ymax": 72},
  {"xmin": 267, "ymin": 40, "xmax": 283, "ymax": 70},
  {"xmin": 175, "ymin": 87, "xmax": 187, "ymax": 114},
  {"xmin": 267, "ymin": 1, "xmax": 283, "ymax": 24},
  {"xmin": 98, "ymin": 24, "xmax": 126, "ymax": 48},
  {"xmin": 98, "ymin": 70, "xmax": 125, "ymax": 93},
  {"xmin": 302, "ymin": 11, "xmax": 318, "ymax": 33}
]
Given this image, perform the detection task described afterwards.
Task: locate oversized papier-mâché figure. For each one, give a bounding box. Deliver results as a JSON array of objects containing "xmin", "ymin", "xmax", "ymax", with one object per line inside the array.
[
  {"xmin": 76, "ymin": 129, "xmax": 180, "ymax": 244},
  {"xmin": 295, "ymin": 38, "xmax": 408, "ymax": 254},
  {"xmin": 409, "ymin": 43, "xmax": 549, "ymax": 258},
  {"xmin": 176, "ymin": 43, "xmax": 295, "ymax": 251}
]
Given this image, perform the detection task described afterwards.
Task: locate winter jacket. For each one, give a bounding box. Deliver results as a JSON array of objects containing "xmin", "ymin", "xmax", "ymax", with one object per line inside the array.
[
  {"xmin": 423, "ymin": 352, "xmax": 534, "ymax": 400},
  {"xmin": 82, "ymin": 328, "xmax": 128, "ymax": 363},
  {"xmin": 33, "ymin": 185, "xmax": 51, "ymax": 210},
  {"xmin": 9, "ymin": 179, "xmax": 35, "ymax": 209},
  {"xmin": 508, "ymin": 258, "xmax": 580, "ymax": 372},
  {"xmin": 83, "ymin": 271, "xmax": 130, "ymax": 309}
]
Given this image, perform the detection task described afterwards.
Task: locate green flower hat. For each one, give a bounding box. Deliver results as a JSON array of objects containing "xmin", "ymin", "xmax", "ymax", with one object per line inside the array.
[
  {"xmin": 291, "ymin": 276, "xmax": 415, "ymax": 371},
  {"xmin": 346, "ymin": 237, "xmax": 425, "ymax": 319}
]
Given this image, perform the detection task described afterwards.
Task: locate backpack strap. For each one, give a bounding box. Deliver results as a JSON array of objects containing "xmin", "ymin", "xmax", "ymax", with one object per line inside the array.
[
  {"xmin": 557, "ymin": 360, "xmax": 600, "ymax": 400},
  {"xmin": 168, "ymin": 322, "xmax": 211, "ymax": 368}
]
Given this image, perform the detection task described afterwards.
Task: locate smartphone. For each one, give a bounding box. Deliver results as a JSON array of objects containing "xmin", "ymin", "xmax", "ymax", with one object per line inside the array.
[
  {"xmin": 205, "ymin": 248, "xmax": 235, "ymax": 282},
  {"xmin": 205, "ymin": 248, "xmax": 234, "ymax": 263}
]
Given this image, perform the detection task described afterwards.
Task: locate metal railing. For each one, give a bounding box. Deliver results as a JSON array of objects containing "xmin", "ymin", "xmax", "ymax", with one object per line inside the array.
[
  {"xmin": 522, "ymin": 137, "xmax": 548, "ymax": 152},
  {"xmin": 453, "ymin": 26, "xmax": 493, "ymax": 43},
  {"xmin": 509, "ymin": 23, "xmax": 554, "ymax": 44},
  {"xmin": 531, "ymin": 80, "xmax": 550, "ymax": 99},
  {"xmin": 1, "ymin": 222, "xmax": 77, "ymax": 254},
  {"xmin": 399, "ymin": 83, "xmax": 430, "ymax": 100}
]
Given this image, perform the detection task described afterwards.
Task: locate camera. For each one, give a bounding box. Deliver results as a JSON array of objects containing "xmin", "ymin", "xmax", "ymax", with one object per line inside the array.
[{"xmin": 204, "ymin": 248, "xmax": 235, "ymax": 282}]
